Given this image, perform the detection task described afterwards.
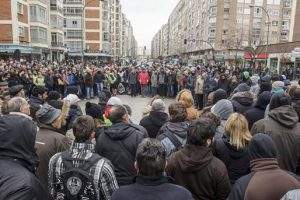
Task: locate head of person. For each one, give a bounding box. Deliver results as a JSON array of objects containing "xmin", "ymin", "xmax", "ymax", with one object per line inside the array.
[
  {"xmin": 151, "ymin": 99, "xmax": 166, "ymax": 113},
  {"xmin": 31, "ymin": 86, "xmax": 48, "ymax": 100},
  {"xmin": 255, "ymin": 91, "xmax": 272, "ymax": 110},
  {"xmin": 212, "ymin": 89, "xmax": 227, "ymax": 105},
  {"xmin": 272, "ymin": 81, "xmax": 285, "ymax": 94},
  {"xmin": 7, "ymin": 97, "xmax": 30, "ymax": 115},
  {"xmin": 135, "ymin": 138, "xmax": 166, "ymax": 177},
  {"xmin": 269, "ymin": 93, "xmax": 291, "ymax": 111},
  {"xmin": 249, "ymin": 133, "xmax": 278, "ymax": 161},
  {"xmin": 211, "ymin": 99, "xmax": 233, "ymax": 121},
  {"xmin": 47, "ymin": 91, "xmax": 61, "ymax": 101},
  {"xmin": 225, "ymin": 113, "xmax": 252, "ymax": 149},
  {"xmin": 108, "ymin": 104, "xmax": 129, "ymax": 124},
  {"xmin": 259, "ymin": 81, "xmax": 272, "ymax": 94},
  {"xmin": 168, "ymin": 102, "xmax": 187, "ymax": 123},
  {"xmin": 176, "ymin": 89, "xmax": 194, "ymax": 108},
  {"xmin": 199, "ymin": 112, "xmax": 221, "ymax": 128},
  {"xmin": 123, "ymin": 104, "xmax": 132, "ymax": 116},
  {"xmin": 104, "ymin": 97, "xmax": 123, "ymax": 118},
  {"xmin": 85, "ymin": 102, "xmax": 104, "ymax": 124},
  {"xmin": 73, "ymin": 115, "xmax": 95, "ymax": 143},
  {"xmin": 35, "ymin": 104, "xmax": 62, "ymax": 129},
  {"xmin": 206, "ymin": 91, "xmax": 214, "ymax": 106},
  {"xmin": 9, "ymin": 85, "xmax": 25, "ymax": 97},
  {"xmin": 187, "ymin": 118, "xmax": 216, "ymax": 147}
]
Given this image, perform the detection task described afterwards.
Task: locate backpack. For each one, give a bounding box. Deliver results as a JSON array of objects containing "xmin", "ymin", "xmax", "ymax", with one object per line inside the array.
[
  {"xmin": 58, "ymin": 151, "xmax": 105, "ymax": 200},
  {"xmin": 162, "ymin": 129, "xmax": 184, "ymax": 152}
]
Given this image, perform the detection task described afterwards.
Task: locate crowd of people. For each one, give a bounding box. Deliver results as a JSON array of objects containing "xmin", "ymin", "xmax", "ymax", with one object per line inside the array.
[{"xmin": 0, "ymin": 58, "xmax": 300, "ymax": 200}]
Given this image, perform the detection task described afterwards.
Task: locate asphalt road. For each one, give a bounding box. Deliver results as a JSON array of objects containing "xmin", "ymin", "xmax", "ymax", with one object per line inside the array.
[{"xmin": 79, "ymin": 95, "xmax": 174, "ymax": 123}]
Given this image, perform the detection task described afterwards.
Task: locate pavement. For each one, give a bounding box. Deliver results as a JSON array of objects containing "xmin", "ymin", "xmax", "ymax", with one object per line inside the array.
[{"xmin": 79, "ymin": 95, "xmax": 174, "ymax": 123}]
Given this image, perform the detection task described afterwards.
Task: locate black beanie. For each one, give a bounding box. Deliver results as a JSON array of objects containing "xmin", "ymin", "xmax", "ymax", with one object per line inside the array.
[
  {"xmin": 213, "ymin": 89, "xmax": 227, "ymax": 104},
  {"xmin": 249, "ymin": 133, "xmax": 277, "ymax": 160}
]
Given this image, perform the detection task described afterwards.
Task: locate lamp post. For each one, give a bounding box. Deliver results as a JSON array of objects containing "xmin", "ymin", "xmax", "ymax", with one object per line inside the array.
[
  {"xmin": 249, "ymin": 4, "xmax": 270, "ymax": 69},
  {"xmin": 81, "ymin": 0, "xmax": 104, "ymax": 63}
]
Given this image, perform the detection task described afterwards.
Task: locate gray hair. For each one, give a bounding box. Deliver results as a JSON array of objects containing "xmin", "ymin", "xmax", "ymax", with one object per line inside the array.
[{"xmin": 7, "ymin": 97, "xmax": 28, "ymax": 113}]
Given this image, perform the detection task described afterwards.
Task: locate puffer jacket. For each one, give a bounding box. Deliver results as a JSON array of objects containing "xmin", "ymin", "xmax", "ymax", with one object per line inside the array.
[
  {"xmin": 231, "ymin": 91, "xmax": 254, "ymax": 114},
  {"xmin": 157, "ymin": 122, "xmax": 189, "ymax": 157},
  {"xmin": 95, "ymin": 122, "xmax": 147, "ymax": 186},
  {"xmin": 251, "ymin": 105, "xmax": 300, "ymax": 174}
]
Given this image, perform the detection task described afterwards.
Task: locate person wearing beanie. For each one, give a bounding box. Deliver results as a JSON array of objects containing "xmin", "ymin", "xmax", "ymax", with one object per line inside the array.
[
  {"xmin": 140, "ymin": 99, "xmax": 169, "ymax": 138},
  {"xmin": 251, "ymin": 93, "xmax": 300, "ymax": 175},
  {"xmin": 35, "ymin": 104, "xmax": 71, "ymax": 195},
  {"xmin": 212, "ymin": 89, "xmax": 227, "ymax": 105},
  {"xmin": 211, "ymin": 99, "xmax": 234, "ymax": 139},
  {"xmin": 231, "ymin": 83, "xmax": 254, "ymax": 114},
  {"xmin": 258, "ymin": 81, "xmax": 272, "ymax": 95},
  {"xmin": 63, "ymin": 93, "xmax": 83, "ymax": 130},
  {"xmin": 272, "ymin": 81, "xmax": 285, "ymax": 94},
  {"xmin": 228, "ymin": 134, "xmax": 300, "ymax": 200},
  {"xmin": 244, "ymin": 91, "xmax": 272, "ymax": 129}
]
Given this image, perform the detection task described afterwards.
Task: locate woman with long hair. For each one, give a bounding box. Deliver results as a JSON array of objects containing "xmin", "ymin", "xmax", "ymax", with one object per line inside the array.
[
  {"xmin": 212, "ymin": 113, "xmax": 252, "ymax": 184},
  {"xmin": 176, "ymin": 89, "xmax": 199, "ymax": 121}
]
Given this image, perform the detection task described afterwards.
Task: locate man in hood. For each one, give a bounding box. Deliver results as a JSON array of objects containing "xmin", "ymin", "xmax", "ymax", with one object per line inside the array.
[
  {"xmin": 140, "ymin": 99, "xmax": 169, "ymax": 138},
  {"xmin": 96, "ymin": 104, "xmax": 147, "ymax": 186},
  {"xmin": 228, "ymin": 134, "xmax": 300, "ymax": 200},
  {"xmin": 0, "ymin": 97, "xmax": 47, "ymax": 199},
  {"xmin": 157, "ymin": 102, "xmax": 189, "ymax": 157},
  {"xmin": 251, "ymin": 93, "xmax": 300, "ymax": 175},
  {"xmin": 166, "ymin": 118, "xmax": 231, "ymax": 200},
  {"xmin": 231, "ymin": 83, "xmax": 254, "ymax": 114}
]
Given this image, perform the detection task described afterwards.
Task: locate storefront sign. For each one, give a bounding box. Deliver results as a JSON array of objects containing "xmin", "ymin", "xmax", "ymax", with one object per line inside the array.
[{"xmin": 244, "ymin": 52, "xmax": 269, "ymax": 59}]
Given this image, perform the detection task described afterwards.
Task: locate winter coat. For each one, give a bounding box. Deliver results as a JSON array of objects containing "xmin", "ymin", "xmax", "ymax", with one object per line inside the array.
[
  {"xmin": 187, "ymin": 74, "xmax": 196, "ymax": 90},
  {"xmin": 138, "ymin": 71, "xmax": 150, "ymax": 85},
  {"xmin": 157, "ymin": 122, "xmax": 189, "ymax": 157},
  {"xmin": 67, "ymin": 74, "xmax": 76, "ymax": 86},
  {"xmin": 84, "ymin": 72, "xmax": 94, "ymax": 87},
  {"xmin": 45, "ymin": 74, "xmax": 54, "ymax": 89},
  {"xmin": 292, "ymin": 99, "xmax": 300, "ymax": 122},
  {"xmin": 35, "ymin": 125, "xmax": 72, "ymax": 193},
  {"xmin": 151, "ymin": 72, "xmax": 158, "ymax": 87},
  {"xmin": 203, "ymin": 76, "xmax": 217, "ymax": 94},
  {"xmin": 158, "ymin": 72, "xmax": 166, "ymax": 84},
  {"xmin": 231, "ymin": 91, "xmax": 254, "ymax": 114},
  {"xmin": 194, "ymin": 76, "xmax": 204, "ymax": 95},
  {"xmin": 94, "ymin": 71, "xmax": 105, "ymax": 83},
  {"xmin": 166, "ymin": 145, "xmax": 231, "ymax": 200},
  {"xmin": 251, "ymin": 105, "xmax": 300, "ymax": 174},
  {"xmin": 140, "ymin": 111, "xmax": 169, "ymax": 138},
  {"xmin": 111, "ymin": 175, "xmax": 194, "ymax": 200},
  {"xmin": 212, "ymin": 135, "xmax": 251, "ymax": 184},
  {"xmin": 0, "ymin": 113, "xmax": 47, "ymax": 199},
  {"xmin": 95, "ymin": 122, "xmax": 147, "ymax": 186},
  {"xmin": 167, "ymin": 73, "xmax": 176, "ymax": 85},
  {"xmin": 217, "ymin": 79, "xmax": 230, "ymax": 94},
  {"xmin": 128, "ymin": 72, "xmax": 137, "ymax": 85},
  {"xmin": 29, "ymin": 96, "xmax": 43, "ymax": 118},
  {"xmin": 214, "ymin": 120, "xmax": 226, "ymax": 140}
]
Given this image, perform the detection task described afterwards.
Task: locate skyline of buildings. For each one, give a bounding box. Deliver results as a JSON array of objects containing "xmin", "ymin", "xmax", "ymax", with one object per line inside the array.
[
  {"xmin": 151, "ymin": 0, "xmax": 300, "ymax": 62},
  {"xmin": 0, "ymin": 0, "xmax": 138, "ymax": 61}
]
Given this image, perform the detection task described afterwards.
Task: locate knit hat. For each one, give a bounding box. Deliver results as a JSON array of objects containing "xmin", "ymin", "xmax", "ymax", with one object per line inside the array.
[
  {"xmin": 211, "ymin": 99, "xmax": 233, "ymax": 120},
  {"xmin": 63, "ymin": 94, "xmax": 80, "ymax": 105},
  {"xmin": 36, "ymin": 104, "xmax": 61, "ymax": 125},
  {"xmin": 85, "ymin": 102, "xmax": 103, "ymax": 120},
  {"xmin": 107, "ymin": 97, "xmax": 122, "ymax": 106},
  {"xmin": 259, "ymin": 82, "xmax": 272, "ymax": 93},
  {"xmin": 249, "ymin": 133, "xmax": 277, "ymax": 160},
  {"xmin": 272, "ymin": 81, "xmax": 285, "ymax": 94},
  {"xmin": 212, "ymin": 89, "xmax": 227, "ymax": 104},
  {"xmin": 233, "ymin": 83, "xmax": 250, "ymax": 93},
  {"xmin": 250, "ymin": 75, "xmax": 260, "ymax": 85},
  {"xmin": 151, "ymin": 99, "xmax": 166, "ymax": 112},
  {"xmin": 9, "ymin": 85, "xmax": 23, "ymax": 96}
]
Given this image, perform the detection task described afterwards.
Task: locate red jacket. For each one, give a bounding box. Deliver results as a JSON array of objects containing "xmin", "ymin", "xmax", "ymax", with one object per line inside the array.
[{"xmin": 138, "ymin": 71, "xmax": 150, "ymax": 85}]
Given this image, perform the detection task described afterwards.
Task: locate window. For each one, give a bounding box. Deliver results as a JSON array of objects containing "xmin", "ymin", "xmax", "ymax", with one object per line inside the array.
[
  {"xmin": 272, "ymin": 21, "xmax": 278, "ymax": 26},
  {"xmin": 17, "ymin": 3, "xmax": 23, "ymax": 14},
  {"xmin": 19, "ymin": 26, "xmax": 24, "ymax": 37},
  {"xmin": 72, "ymin": 20, "xmax": 77, "ymax": 25},
  {"xmin": 30, "ymin": 5, "xmax": 47, "ymax": 24},
  {"xmin": 30, "ymin": 26, "xmax": 48, "ymax": 44},
  {"xmin": 66, "ymin": 30, "xmax": 82, "ymax": 39}
]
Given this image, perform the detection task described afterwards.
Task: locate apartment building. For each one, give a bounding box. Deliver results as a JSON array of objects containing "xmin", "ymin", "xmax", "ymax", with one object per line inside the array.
[
  {"xmin": 0, "ymin": 0, "xmax": 31, "ymax": 57},
  {"xmin": 151, "ymin": 0, "xmax": 300, "ymax": 62}
]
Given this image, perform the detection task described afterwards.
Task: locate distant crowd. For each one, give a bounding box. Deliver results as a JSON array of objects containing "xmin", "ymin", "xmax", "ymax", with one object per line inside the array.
[{"xmin": 0, "ymin": 58, "xmax": 299, "ymax": 200}]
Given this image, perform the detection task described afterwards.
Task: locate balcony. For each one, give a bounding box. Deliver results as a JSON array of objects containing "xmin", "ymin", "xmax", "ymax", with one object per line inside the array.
[
  {"xmin": 50, "ymin": 5, "xmax": 63, "ymax": 14},
  {"xmin": 51, "ymin": 41, "xmax": 64, "ymax": 47}
]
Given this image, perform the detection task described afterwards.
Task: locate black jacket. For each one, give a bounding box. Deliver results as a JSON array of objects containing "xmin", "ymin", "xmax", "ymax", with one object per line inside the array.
[
  {"xmin": 231, "ymin": 91, "xmax": 254, "ymax": 114},
  {"xmin": 140, "ymin": 111, "xmax": 169, "ymax": 138},
  {"xmin": 96, "ymin": 122, "xmax": 147, "ymax": 186},
  {"xmin": 212, "ymin": 135, "xmax": 251, "ymax": 184},
  {"xmin": 0, "ymin": 114, "xmax": 47, "ymax": 199},
  {"xmin": 111, "ymin": 175, "xmax": 194, "ymax": 200}
]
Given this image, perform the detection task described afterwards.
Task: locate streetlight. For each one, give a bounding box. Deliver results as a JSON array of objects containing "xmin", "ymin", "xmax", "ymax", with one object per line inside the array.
[
  {"xmin": 249, "ymin": 4, "xmax": 270, "ymax": 69},
  {"xmin": 81, "ymin": 0, "xmax": 104, "ymax": 62}
]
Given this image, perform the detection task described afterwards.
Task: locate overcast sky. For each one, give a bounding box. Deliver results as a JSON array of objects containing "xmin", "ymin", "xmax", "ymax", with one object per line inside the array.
[{"xmin": 120, "ymin": 0, "xmax": 178, "ymax": 49}]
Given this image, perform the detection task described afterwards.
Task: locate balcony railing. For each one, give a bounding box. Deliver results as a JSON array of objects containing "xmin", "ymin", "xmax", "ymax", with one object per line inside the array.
[
  {"xmin": 50, "ymin": 5, "xmax": 63, "ymax": 14},
  {"xmin": 51, "ymin": 41, "xmax": 64, "ymax": 47}
]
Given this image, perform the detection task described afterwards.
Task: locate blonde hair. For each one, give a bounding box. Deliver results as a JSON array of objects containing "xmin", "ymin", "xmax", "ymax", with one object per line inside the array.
[
  {"xmin": 225, "ymin": 113, "xmax": 252, "ymax": 149},
  {"xmin": 176, "ymin": 89, "xmax": 194, "ymax": 108}
]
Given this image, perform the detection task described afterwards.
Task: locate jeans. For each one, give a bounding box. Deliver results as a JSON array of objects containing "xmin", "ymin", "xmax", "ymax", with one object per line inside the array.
[
  {"xmin": 141, "ymin": 85, "xmax": 148, "ymax": 97},
  {"xmin": 151, "ymin": 86, "xmax": 157, "ymax": 96},
  {"xmin": 95, "ymin": 82, "xmax": 104, "ymax": 96},
  {"xmin": 86, "ymin": 87, "xmax": 94, "ymax": 99},
  {"xmin": 167, "ymin": 85, "xmax": 174, "ymax": 97}
]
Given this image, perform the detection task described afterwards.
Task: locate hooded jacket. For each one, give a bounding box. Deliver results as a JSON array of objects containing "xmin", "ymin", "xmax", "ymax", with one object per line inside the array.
[
  {"xmin": 166, "ymin": 145, "xmax": 231, "ymax": 200},
  {"xmin": 228, "ymin": 134, "xmax": 300, "ymax": 200},
  {"xmin": 245, "ymin": 91, "xmax": 272, "ymax": 129},
  {"xmin": 96, "ymin": 122, "xmax": 147, "ymax": 186},
  {"xmin": 213, "ymin": 135, "xmax": 251, "ymax": 184},
  {"xmin": 140, "ymin": 111, "xmax": 169, "ymax": 138},
  {"xmin": 0, "ymin": 114, "xmax": 47, "ymax": 199},
  {"xmin": 157, "ymin": 122, "xmax": 189, "ymax": 157},
  {"xmin": 231, "ymin": 91, "xmax": 254, "ymax": 114},
  {"xmin": 251, "ymin": 105, "xmax": 300, "ymax": 174}
]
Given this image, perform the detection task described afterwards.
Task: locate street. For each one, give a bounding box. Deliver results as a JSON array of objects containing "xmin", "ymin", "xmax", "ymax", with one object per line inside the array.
[{"xmin": 79, "ymin": 95, "xmax": 174, "ymax": 123}]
